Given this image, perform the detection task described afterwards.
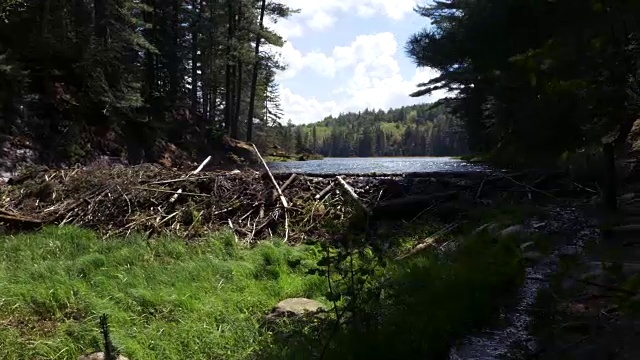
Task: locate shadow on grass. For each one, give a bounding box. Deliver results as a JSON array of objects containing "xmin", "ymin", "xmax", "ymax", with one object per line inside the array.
[{"xmin": 261, "ymin": 231, "xmax": 525, "ymax": 360}]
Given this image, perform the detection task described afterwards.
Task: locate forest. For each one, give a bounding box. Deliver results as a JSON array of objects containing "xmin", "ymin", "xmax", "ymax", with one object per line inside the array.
[
  {"xmin": 0, "ymin": 0, "xmax": 292, "ymax": 166},
  {"xmin": 2, "ymin": 1, "xmax": 640, "ymax": 168},
  {"xmin": 405, "ymin": 0, "xmax": 640, "ymax": 166},
  {"xmin": 280, "ymin": 103, "xmax": 469, "ymax": 158}
]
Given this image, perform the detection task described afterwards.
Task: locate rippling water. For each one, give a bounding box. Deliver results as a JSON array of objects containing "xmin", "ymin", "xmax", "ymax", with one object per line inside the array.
[{"xmin": 268, "ymin": 157, "xmax": 488, "ymax": 174}]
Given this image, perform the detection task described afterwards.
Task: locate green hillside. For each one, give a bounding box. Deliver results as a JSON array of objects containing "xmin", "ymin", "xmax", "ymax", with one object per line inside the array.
[{"xmin": 279, "ymin": 103, "xmax": 469, "ymax": 158}]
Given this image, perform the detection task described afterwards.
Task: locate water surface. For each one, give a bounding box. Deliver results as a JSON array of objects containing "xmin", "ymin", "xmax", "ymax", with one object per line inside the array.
[{"xmin": 268, "ymin": 157, "xmax": 487, "ymax": 174}]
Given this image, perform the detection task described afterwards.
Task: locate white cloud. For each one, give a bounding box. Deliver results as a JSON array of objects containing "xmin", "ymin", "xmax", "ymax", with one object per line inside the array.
[
  {"xmin": 274, "ymin": 32, "xmax": 399, "ymax": 81},
  {"xmin": 276, "ymin": 33, "xmax": 450, "ymax": 124},
  {"xmin": 264, "ymin": 17, "xmax": 304, "ymax": 40},
  {"xmin": 307, "ymin": 11, "xmax": 336, "ymax": 31},
  {"xmin": 277, "ymin": 0, "xmax": 419, "ymax": 34}
]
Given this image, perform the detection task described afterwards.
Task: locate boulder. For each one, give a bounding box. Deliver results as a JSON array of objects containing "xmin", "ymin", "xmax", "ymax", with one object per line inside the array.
[
  {"xmin": 498, "ymin": 224, "xmax": 526, "ymax": 238},
  {"xmin": 77, "ymin": 352, "xmax": 128, "ymax": 360},
  {"xmin": 265, "ymin": 298, "xmax": 325, "ymax": 321}
]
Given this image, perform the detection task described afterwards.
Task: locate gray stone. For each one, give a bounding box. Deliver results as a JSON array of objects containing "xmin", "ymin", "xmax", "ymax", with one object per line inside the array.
[
  {"xmin": 473, "ymin": 222, "xmax": 501, "ymax": 235},
  {"xmin": 520, "ymin": 241, "xmax": 535, "ymax": 251},
  {"xmin": 522, "ymin": 251, "xmax": 544, "ymax": 262},
  {"xmin": 77, "ymin": 352, "xmax": 129, "ymax": 360},
  {"xmin": 265, "ymin": 298, "xmax": 325, "ymax": 321},
  {"xmin": 499, "ymin": 224, "xmax": 526, "ymax": 238},
  {"xmin": 619, "ymin": 193, "xmax": 636, "ymax": 203}
]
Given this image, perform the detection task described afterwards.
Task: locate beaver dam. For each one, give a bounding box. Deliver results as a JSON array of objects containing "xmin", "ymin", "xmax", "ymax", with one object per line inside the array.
[{"xmin": 0, "ymin": 158, "xmax": 593, "ymax": 242}]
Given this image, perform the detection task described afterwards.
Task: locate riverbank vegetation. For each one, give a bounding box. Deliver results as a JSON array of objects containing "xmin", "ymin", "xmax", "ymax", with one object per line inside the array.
[{"xmin": 0, "ymin": 214, "xmax": 526, "ymax": 359}]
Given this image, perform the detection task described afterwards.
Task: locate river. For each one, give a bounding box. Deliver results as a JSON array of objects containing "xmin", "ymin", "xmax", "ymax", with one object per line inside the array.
[{"xmin": 267, "ymin": 156, "xmax": 489, "ymax": 174}]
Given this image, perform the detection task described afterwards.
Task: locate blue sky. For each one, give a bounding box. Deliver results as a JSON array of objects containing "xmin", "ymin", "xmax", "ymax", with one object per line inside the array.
[{"xmin": 265, "ymin": 0, "xmax": 446, "ymax": 124}]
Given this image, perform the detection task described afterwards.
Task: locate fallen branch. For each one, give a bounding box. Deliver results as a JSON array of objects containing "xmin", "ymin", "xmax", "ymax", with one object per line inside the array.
[
  {"xmin": 253, "ymin": 144, "xmax": 290, "ymax": 242},
  {"xmin": 134, "ymin": 186, "xmax": 211, "ymax": 197},
  {"xmin": 335, "ymin": 176, "xmax": 371, "ymax": 215},
  {"xmin": 315, "ymin": 182, "xmax": 335, "ymax": 200},
  {"xmin": 494, "ymin": 172, "xmax": 558, "ymax": 200},
  {"xmin": 280, "ymin": 174, "xmax": 298, "ymax": 192},
  {"xmin": 252, "ymin": 144, "xmax": 288, "ymax": 209},
  {"xmin": 396, "ymin": 223, "xmax": 459, "ymax": 260},
  {"xmin": 0, "ymin": 209, "xmax": 43, "ymax": 224},
  {"xmin": 475, "ymin": 176, "xmax": 488, "ymax": 200},
  {"xmin": 169, "ymin": 156, "xmax": 211, "ymax": 203}
]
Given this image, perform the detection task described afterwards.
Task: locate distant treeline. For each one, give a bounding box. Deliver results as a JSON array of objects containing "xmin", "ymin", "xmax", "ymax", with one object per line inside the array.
[{"xmin": 276, "ymin": 103, "xmax": 469, "ymax": 157}]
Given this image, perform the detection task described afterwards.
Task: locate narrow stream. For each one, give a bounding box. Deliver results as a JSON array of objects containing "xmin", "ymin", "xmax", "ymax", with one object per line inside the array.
[{"xmin": 449, "ymin": 206, "xmax": 599, "ymax": 359}]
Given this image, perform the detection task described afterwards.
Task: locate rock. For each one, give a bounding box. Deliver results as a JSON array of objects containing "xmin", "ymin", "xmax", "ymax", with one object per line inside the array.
[
  {"xmin": 265, "ymin": 298, "xmax": 325, "ymax": 321},
  {"xmin": 619, "ymin": 193, "xmax": 636, "ymax": 202},
  {"xmin": 520, "ymin": 241, "xmax": 535, "ymax": 251},
  {"xmin": 77, "ymin": 352, "xmax": 129, "ymax": 360},
  {"xmin": 522, "ymin": 251, "xmax": 544, "ymax": 262},
  {"xmin": 473, "ymin": 222, "xmax": 501, "ymax": 235},
  {"xmin": 499, "ymin": 224, "xmax": 526, "ymax": 238}
]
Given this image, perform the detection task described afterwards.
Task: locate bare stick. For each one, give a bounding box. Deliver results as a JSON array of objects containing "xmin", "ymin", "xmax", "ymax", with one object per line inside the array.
[
  {"xmin": 252, "ymin": 144, "xmax": 289, "ymax": 208},
  {"xmin": 396, "ymin": 223, "xmax": 459, "ymax": 260},
  {"xmin": 494, "ymin": 172, "xmax": 558, "ymax": 200},
  {"xmin": 190, "ymin": 155, "xmax": 211, "ymax": 175},
  {"xmin": 315, "ymin": 182, "xmax": 335, "ymax": 200},
  {"xmin": 170, "ymin": 156, "xmax": 211, "ymax": 203},
  {"xmin": 476, "ymin": 176, "xmax": 488, "ymax": 200},
  {"xmin": 134, "ymin": 187, "xmax": 210, "ymax": 197},
  {"xmin": 284, "ymin": 210, "xmax": 289, "ymax": 243},
  {"xmin": 335, "ymin": 176, "xmax": 371, "ymax": 215},
  {"xmin": 116, "ymin": 185, "xmax": 132, "ymax": 219},
  {"xmin": 147, "ymin": 176, "xmax": 212, "ymax": 185},
  {"xmin": 228, "ymin": 219, "xmax": 239, "ymax": 242},
  {"xmin": 280, "ymin": 174, "xmax": 298, "ymax": 192}
]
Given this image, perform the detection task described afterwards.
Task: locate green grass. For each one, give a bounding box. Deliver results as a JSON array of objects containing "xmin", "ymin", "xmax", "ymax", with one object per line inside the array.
[
  {"xmin": 0, "ymin": 211, "xmax": 529, "ymax": 360},
  {"xmin": 0, "ymin": 226, "xmax": 327, "ymax": 359}
]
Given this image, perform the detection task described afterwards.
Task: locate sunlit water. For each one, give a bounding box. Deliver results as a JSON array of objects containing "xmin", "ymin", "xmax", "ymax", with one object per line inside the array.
[{"xmin": 268, "ymin": 157, "xmax": 488, "ymax": 174}]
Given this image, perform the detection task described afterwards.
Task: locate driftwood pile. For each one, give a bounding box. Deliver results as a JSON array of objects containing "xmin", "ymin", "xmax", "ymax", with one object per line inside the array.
[{"xmin": 0, "ymin": 155, "xmax": 593, "ymax": 241}]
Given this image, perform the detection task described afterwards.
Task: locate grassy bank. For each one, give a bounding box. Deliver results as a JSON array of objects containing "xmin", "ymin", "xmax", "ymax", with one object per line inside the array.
[
  {"xmin": 0, "ymin": 219, "xmax": 527, "ymax": 359},
  {"xmin": 0, "ymin": 227, "xmax": 326, "ymax": 359}
]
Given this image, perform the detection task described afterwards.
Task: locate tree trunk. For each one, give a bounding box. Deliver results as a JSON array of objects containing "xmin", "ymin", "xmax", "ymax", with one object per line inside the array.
[
  {"xmin": 190, "ymin": 0, "xmax": 200, "ymax": 118},
  {"xmin": 232, "ymin": 61, "xmax": 242, "ymax": 139},
  {"xmin": 143, "ymin": 0, "xmax": 156, "ymax": 118},
  {"xmin": 246, "ymin": 0, "xmax": 267, "ymax": 142},
  {"xmin": 168, "ymin": 0, "xmax": 181, "ymax": 106},
  {"xmin": 94, "ymin": 0, "xmax": 107, "ymax": 42},
  {"xmin": 223, "ymin": 0, "xmax": 234, "ymax": 133},
  {"xmin": 602, "ymin": 142, "xmax": 618, "ymax": 214}
]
